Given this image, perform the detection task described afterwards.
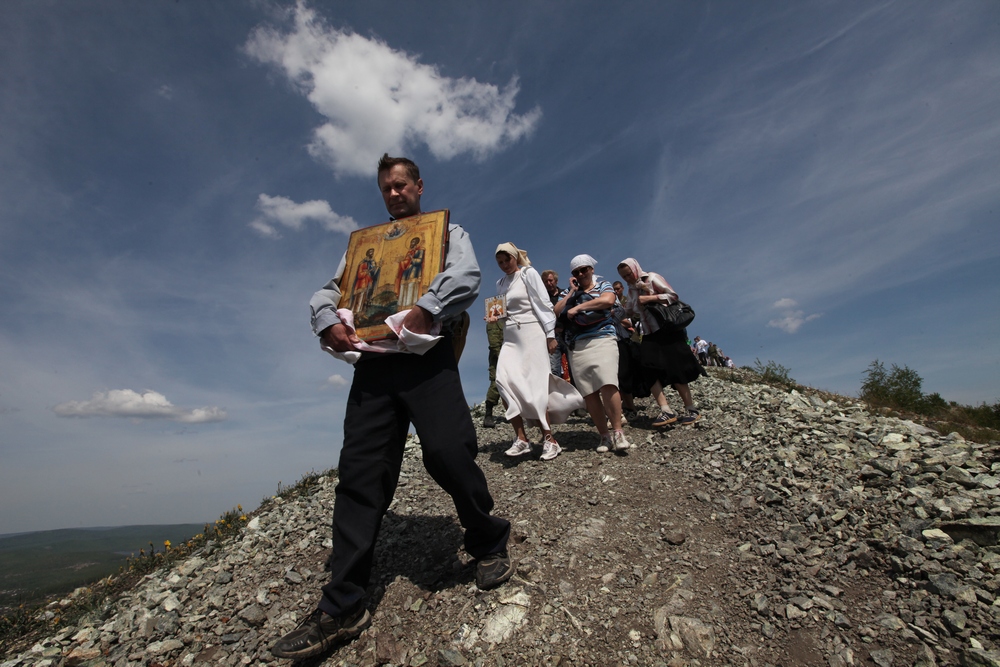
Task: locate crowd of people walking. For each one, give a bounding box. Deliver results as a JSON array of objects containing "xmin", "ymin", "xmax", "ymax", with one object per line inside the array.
[
  {"xmin": 280, "ymin": 154, "xmax": 732, "ymax": 660},
  {"xmin": 693, "ymin": 336, "xmax": 734, "ymax": 368},
  {"xmin": 483, "ymin": 247, "xmax": 715, "ymax": 461}
]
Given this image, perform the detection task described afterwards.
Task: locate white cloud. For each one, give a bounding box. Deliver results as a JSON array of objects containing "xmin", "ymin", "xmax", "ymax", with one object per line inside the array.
[
  {"xmin": 53, "ymin": 389, "xmax": 227, "ymax": 423},
  {"xmin": 244, "ymin": 2, "xmax": 541, "ymax": 176},
  {"xmin": 767, "ymin": 298, "xmax": 822, "ymax": 334},
  {"xmin": 326, "ymin": 374, "xmax": 349, "ymax": 388},
  {"xmin": 250, "ymin": 193, "xmax": 357, "ymax": 238},
  {"xmin": 156, "ymin": 84, "xmax": 174, "ymax": 100}
]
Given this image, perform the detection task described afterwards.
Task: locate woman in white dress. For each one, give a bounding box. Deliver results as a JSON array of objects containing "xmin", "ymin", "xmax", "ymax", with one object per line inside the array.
[{"xmin": 490, "ymin": 243, "xmax": 584, "ymax": 461}]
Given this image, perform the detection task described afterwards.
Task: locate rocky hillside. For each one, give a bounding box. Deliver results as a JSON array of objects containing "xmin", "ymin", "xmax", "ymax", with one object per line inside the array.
[{"xmin": 5, "ymin": 371, "xmax": 1000, "ymax": 667}]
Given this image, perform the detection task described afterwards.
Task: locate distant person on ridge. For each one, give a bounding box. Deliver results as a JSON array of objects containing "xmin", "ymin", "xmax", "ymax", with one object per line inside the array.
[
  {"xmin": 709, "ymin": 342, "xmax": 724, "ymax": 367},
  {"xmin": 694, "ymin": 336, "xmax": 709, "ymax": 366},
  {"xmin": 271, "ymin": 155, "xmax": 513, "ymax": 660}
]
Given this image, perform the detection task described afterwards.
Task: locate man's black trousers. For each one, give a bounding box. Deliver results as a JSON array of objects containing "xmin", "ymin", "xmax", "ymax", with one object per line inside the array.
[{"xmin": 319, "ymin": 336, "xmax": 511, "ymax": 617}]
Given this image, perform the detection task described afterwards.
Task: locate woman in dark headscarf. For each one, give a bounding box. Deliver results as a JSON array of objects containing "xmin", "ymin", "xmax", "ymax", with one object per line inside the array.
[{"xmin": 617, "ymin": 258, "xmax": 702, "ymax": 426}]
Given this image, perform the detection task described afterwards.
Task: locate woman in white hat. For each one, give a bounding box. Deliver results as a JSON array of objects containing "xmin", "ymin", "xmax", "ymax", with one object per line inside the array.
[
  {"xmin": 553, "ymin": 254, "xmax": 631, "ymax": 453},
  {"xmin": 490, "ymin": 243, "xmax": 585, "ymax": 461}
]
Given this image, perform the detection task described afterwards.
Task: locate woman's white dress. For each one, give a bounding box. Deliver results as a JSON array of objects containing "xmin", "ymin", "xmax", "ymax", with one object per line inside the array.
[{"xmin": 496, "ymin": 271, "xmax": 584, "ymax": 428}]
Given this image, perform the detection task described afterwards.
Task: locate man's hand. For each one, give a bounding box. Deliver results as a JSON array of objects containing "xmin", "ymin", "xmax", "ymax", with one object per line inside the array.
[
  {"xmin": 320, "ymin": 323, "xmax": 361, "ymax": 353},
  {"xmin": 402, "ymin": 306, "xmax": 434, "ymax": 335},
  {"xmin": 547, "ymin": 338, "xmax": 558, "ymax": 353}
]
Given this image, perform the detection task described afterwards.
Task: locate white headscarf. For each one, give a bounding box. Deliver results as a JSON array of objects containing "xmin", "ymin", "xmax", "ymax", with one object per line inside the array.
[
  {"xmin": 495, "ymin": 242, "xmax": 531, "ymax": 267},
  {"xmin": 569, "ymin": 254, "xmax": 597, "ymax": 272}
]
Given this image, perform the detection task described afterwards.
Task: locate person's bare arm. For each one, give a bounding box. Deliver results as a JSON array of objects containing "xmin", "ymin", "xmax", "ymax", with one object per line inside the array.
[{"xmin": 566, "ymin": 291, "xmax": 615, "ymax": 318}]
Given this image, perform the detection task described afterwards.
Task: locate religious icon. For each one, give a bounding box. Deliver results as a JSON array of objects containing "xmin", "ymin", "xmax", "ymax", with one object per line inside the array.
[
  {"xmin": 337, "ymin": 210, "xmax": 449, "ymax": 341},
  {"xmin": 484, "ymin": 295, "xmax": 506, "ymax": 320}
]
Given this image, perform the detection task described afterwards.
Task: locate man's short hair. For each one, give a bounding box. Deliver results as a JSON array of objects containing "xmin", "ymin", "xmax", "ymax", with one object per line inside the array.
[
  {"xmin": 377, "ymin": 153, "xmax": 420, "ymax": 182},
  {"xmin": 541, "ymin": 270, "xmax": 558, "ymax": 282},
  {"xmin": 612, "ymin": 281, "xmax": 623, "ymax": 289}
]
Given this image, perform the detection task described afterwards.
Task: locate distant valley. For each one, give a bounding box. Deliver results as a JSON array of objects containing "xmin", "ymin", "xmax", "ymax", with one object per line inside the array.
[{"xmin": 0, "ymin": 524, "xmax": 206, "ymax": 611}]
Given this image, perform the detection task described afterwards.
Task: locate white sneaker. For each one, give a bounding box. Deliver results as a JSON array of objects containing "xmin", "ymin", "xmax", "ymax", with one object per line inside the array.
[
  {"xmin": 596, "ymin": 434, "xmax": 613, "ymax": 453},
  {"xmin": 504, "ymin": 439, "xmax": 533, "ymax": 457},
  {"xmin": 613, "ymin": 430, "xmax": 631, "ymax": 452},
  {"xmin": 540, "ymin": 436, "xmax": 561, "ymax": 461}
]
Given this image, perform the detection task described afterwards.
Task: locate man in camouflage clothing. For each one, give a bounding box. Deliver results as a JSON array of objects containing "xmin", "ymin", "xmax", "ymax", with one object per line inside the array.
[{"xmin": 483, "ymin": 318, "xmax": 504, "ymax": 427}]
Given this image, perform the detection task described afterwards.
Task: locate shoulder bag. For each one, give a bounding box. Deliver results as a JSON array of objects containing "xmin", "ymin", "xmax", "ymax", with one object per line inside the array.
[{"xmin": 646, "ymin": 299, "xmax": 695, "ymax": 333}]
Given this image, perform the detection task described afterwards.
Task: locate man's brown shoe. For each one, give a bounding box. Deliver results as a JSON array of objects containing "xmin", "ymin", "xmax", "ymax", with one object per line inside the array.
[
  {"xmin": 270, "ymin": 607, "xmax": 371, "ymax": 659},
  {"xmin": 476, "ymin": 550, "xmax": 514, "ymax": 590}
]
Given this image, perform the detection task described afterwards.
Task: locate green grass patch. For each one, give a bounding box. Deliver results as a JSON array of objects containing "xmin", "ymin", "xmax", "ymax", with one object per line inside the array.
[{"xmin": 859, "ymin": 359, "xmax": 1000, "ymax": 442}]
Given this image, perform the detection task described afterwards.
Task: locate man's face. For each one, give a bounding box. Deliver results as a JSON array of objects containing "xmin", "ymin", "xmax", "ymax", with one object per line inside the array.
[
  {"xmin": 379, "ymin": 164, "xmax": 423, "ymax": 219},
  {"xmin": 543, "ymin": 273, "xmax": 559, "ymax": 293}
]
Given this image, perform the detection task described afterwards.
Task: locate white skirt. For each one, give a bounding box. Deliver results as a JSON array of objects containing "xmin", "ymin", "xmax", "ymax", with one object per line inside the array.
[
  {"xmin": 496, "ymin": 318, "xmax": 584, "ymax": 429},
  {"xmin": 568, "ymin": 335, "xmax": 619, "ymax": 396}
]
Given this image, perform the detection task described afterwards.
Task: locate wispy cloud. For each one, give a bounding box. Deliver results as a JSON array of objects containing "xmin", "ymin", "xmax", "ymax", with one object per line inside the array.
[
  {"xmin": 250, "ymin": 193, "xmax": 357, "ymax": 238},
  {"xmin": 53, "ymin": 389, "xmax": 227, "ymax": 423},
  {"xmin": 767, "ymin": 299, "xmax": 821, "ymax": 334},
  {"xmin": 244, "ymin": 2, "xmax": 541, "ymax": 176},
  {"xmin": 641, "ymin": 4, "xmax": 1000, "ymax": 321},
  {"xmin": 325, "ymin": 374, "xmax": 349, "ymax": 388}
]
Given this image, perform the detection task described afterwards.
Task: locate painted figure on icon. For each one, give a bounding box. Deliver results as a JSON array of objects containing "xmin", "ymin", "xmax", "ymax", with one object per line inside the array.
[
  {"xmin": 350, "ymin": 248, "xmax": 381, "ymax": 315},
  {"xmin": 395, "ymin": 236, "xmax": 424, "ymax": 309}
]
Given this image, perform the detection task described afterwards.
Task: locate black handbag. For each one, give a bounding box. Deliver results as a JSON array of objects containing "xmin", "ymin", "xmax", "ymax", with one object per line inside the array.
[{"xmin": 646, "ymin": 300, "xmax": 695, "ymax": 332}]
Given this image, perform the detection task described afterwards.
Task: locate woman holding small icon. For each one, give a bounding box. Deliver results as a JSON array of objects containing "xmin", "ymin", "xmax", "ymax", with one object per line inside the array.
[{"xmin": 488, "ymin": 243, "xmax": 584, "ymax": 461}]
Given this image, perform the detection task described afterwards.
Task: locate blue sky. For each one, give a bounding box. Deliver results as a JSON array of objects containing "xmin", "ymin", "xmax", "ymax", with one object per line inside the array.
[{"xmin": 1, "ymin": 1, "xmax": 997, "ymax": 534}]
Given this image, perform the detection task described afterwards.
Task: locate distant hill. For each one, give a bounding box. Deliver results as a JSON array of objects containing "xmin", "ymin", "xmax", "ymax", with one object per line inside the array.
[{"xmin": 0, "ymin": 524, "xmax": 206, "ymax": 610}]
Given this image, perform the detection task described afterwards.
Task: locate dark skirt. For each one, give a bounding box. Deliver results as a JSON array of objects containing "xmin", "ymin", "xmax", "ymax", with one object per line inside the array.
[
  {"xmin": 617, "ymin": 338, "xmax": 650, "ymax": 398},
  {"xmin": 639, "ymin": 327, "xmax": 702, "ymax": 387}
]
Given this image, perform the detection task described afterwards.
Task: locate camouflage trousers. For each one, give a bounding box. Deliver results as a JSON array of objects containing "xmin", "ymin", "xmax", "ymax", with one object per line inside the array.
[{"xmin": 485, "ymin": 344, "xmax": 501, "ymax": 406}]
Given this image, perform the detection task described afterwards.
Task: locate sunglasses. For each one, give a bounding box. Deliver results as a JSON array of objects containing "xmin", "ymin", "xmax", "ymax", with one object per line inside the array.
[{"xmin": 571, "ymin": 266, "xmax": 592, "ymax": 276}]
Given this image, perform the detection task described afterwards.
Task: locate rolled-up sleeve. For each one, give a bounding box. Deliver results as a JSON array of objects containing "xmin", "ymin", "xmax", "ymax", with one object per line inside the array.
[
  {"xmin": 415, "ymin": 223, "xmax": 481, "ymax": 322},
  {"xmin": 310, "ymin": 254, "xmax": 347, "ymax": 336}
]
